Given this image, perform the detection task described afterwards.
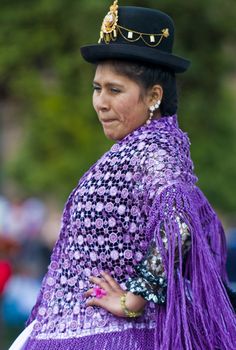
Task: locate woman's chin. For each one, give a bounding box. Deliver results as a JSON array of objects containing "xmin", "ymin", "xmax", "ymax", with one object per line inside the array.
[{"xmin": 103, "ymin": 127, "xmax": 122, "ymax": 141}]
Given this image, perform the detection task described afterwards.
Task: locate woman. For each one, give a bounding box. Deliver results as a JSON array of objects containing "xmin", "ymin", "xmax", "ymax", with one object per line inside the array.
[{"xmin": 11, "ymin": 2, "xmax": 236, "ymax": 350}]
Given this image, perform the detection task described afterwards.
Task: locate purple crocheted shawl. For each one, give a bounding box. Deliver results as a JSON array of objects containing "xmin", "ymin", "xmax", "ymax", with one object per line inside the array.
[{"xmin": 26, "ymin": 115, "xmax": 236, "ymax": 350}]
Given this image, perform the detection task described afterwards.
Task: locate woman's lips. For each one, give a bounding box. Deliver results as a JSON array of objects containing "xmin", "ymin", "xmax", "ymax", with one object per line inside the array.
[{"xmin": 101, "ymin": 119, "xmax": 117, "ymax": 124}]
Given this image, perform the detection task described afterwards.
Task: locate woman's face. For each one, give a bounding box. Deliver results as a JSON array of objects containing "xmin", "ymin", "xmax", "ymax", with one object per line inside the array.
[{"xmin": 93, "ymin": 63, "xmax": 151, "ymax": 141}]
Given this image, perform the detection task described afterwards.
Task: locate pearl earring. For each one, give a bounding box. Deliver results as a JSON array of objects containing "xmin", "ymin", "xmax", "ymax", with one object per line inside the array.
[{"xmin": 146, "ymin": 100, "xmax": 161, "ymax": 125}]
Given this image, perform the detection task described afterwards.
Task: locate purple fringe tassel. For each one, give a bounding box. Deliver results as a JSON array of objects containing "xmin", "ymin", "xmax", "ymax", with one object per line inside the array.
[{"xmin": 147, "ymin": 184, "xmax": 236, "ymax": 350}]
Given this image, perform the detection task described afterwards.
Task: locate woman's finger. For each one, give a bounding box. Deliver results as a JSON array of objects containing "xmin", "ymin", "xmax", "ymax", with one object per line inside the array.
[
  {"xmin": 100, "ymin": 271, "xmax": 123, "ymax": 292},
  {"xmin": 89, "ymin": 276, "xmax": 112, "ymax": 292},
  {"xmin": 86, "ymin": 297, "xmax": 101, "ymax": 307},
  {"xmin": 84, "ymin": 288, "xmax": 94, "ymax": 298},
  {"xmin": 86, "ymin": 296, "xmax": 111, "ymax": 311}
]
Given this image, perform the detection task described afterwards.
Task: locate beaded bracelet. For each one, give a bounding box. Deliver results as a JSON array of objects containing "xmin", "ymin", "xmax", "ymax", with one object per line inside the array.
[{"xmin": 120, "ymin": 292, "xmax": 143, "ymax": 318}]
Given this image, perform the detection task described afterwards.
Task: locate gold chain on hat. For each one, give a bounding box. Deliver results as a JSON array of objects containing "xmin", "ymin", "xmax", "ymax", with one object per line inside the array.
[{"xmin": 98, "ymin": 0, "xmax": 169, "ymax": 48}]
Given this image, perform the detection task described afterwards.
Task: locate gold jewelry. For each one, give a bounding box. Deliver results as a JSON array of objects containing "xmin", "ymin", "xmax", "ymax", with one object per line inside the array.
[
  {"xmin": 120, "ymin": 292, "xmax": 143, "ymax": 318},
  {"xmin": 98, "ymin": 1, "xmax": 169, "ymax": 47},
  {"xmin": 99, "ymin": 0, "xmax": 119, "ymax": 44},
  {"xmin": 117, "ymin": 26, "xmax": 169, "ymax": 48}
]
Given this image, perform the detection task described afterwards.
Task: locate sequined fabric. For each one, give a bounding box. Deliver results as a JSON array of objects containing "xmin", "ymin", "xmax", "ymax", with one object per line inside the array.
[
  {"xmin": 24, "ymin": 115, "xmax": 236, "ymax": 350},
  {"xmin": 126, "ymin": 239, "xmax": 168, "ymax": 304},
  {"xmin": 126, "ymin": 217, "xmax": 191, "ymax": 303}
]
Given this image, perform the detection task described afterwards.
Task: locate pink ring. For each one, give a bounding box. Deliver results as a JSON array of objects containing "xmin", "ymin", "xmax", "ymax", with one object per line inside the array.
[{"xmin": 92, "ymin": 286, "xmax": 107, "ymax": 299}]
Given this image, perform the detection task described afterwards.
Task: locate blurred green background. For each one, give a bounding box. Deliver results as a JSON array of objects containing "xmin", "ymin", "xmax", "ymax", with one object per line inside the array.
[{"xmin": 0, "ymin": 0, "xmax": 236, "ymax": 348}]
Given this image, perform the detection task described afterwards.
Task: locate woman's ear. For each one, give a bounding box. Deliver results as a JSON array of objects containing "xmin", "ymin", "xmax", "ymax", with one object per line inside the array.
[{"xmin": 149, "ymin": 84, "xmax": 163, "ymax": 106}]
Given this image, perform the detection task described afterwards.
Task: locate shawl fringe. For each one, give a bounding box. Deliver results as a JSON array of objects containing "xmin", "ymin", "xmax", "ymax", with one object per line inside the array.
[{"xmin": 147, "ymin": 184, "xmax": 236, "ymax": 350}]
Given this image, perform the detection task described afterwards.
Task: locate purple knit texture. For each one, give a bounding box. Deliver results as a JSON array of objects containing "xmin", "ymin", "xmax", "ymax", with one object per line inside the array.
[
  {"xmin": 25, "ymin": 115, "xmax": 236, "ymax": 349},
  {"xmin": 24, "ymin": 328, "xmax": 155, "ymax": 350}
]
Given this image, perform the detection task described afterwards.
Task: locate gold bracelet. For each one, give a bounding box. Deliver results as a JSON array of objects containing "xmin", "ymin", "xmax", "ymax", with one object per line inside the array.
[{"xmin": 120, "ymin": 292, "xmax": 143, "ymax": 318}]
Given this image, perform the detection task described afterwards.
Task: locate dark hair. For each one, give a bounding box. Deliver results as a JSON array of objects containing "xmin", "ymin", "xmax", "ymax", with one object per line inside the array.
[{"xmin": 105, "ymin": 60, "xmax": 178, "ymax": 116}]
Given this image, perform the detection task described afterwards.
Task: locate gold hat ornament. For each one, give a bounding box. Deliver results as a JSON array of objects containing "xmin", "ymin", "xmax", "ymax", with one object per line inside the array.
[
  {"xmin": 99, "ymin": 0, "xmax": 169, "ymax": 48},
  {"xmin": 99, "ymin": 0, "xmax": 119, "ymax": 44}
]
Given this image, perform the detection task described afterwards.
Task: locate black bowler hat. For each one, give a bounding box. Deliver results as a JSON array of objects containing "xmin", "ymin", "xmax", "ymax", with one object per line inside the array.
[{"xmin": 80, "ymin": 1, "xmax": 190, "ymax": 73}]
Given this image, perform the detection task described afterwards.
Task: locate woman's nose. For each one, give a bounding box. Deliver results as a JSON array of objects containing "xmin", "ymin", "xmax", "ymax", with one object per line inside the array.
[{"xmin": 95, "ymin": 91, "xmax": 110, "ymax": 112}]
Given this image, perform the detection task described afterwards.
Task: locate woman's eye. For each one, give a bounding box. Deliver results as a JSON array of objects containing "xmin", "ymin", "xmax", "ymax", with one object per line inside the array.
[
  {"xmin": 111, "ymin": 88, "xmax": 121, "ymax": 94},
  {"xmin": 93, "ymin": 86, "xmax": 101, "ymax": 92}
]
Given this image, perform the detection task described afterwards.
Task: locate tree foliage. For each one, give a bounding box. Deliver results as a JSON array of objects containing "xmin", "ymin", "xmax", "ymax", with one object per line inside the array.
[{"xmin": 0, "ymin": 0, "xmax": 236, "ymax": 211}]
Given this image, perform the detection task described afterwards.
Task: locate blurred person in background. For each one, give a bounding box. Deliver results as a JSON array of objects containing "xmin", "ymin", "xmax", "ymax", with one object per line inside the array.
[
  {"xmin": 0, "ymin": 194, "xmax": 50, "ymax": 348},
  {"xmin": 1, "ymin": 196, "xmax": 45, "ymax": 243},
  {"xmin": 10, "ymin": 1, "xmax": 236, "ymax": 350},
  {"xmin": 0, "ymin": 244, "xmax": 12, "ymax": 342},
  {"xmin": 0, "ymin": 254, "xmax": 12, "ymax": 296},
  {"xmin": 0, "ymin": 233, "xmax": 19, "ymax": 348}
]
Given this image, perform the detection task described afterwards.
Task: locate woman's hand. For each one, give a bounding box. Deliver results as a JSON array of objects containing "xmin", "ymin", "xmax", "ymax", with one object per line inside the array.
[{"xmin": 84, "ymin": 271, "xmax": 147, "ymax": 317}]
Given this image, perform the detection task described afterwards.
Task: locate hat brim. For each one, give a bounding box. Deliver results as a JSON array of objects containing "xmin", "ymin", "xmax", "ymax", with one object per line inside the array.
[{"xmin": 80, "ymin": 44, "xmax": 190, "ymax": 73}]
